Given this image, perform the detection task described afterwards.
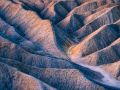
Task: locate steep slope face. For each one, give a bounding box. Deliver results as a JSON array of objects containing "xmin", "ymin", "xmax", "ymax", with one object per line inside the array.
[
  {"xmin": 0, "ymin": 62, "xmax": 56, "ymax": 90},
  {"xmin": 0, "ymin": 0, "xmax": 68, "ymax": 59},
  {"xmin": 0, "ymin": 0, "xmax": 120, "ymax": 90}
]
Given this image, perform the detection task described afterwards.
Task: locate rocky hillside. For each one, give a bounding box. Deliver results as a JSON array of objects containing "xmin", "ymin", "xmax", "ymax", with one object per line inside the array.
[{"xmin": 0, "ymin": 0, "xmax": 120, "ymax": 90}]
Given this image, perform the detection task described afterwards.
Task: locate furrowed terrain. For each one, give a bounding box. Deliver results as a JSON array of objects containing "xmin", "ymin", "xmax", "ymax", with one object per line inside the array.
[{"xmin": 0, "ymin": 0, "xmax": 120, "ymax": 90}]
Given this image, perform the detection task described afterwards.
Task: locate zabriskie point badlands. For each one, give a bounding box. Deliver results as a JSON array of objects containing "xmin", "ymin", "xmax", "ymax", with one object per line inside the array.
[{"xmin": 1, "ymin": 0, "xmax": 120, "ymax": 90}]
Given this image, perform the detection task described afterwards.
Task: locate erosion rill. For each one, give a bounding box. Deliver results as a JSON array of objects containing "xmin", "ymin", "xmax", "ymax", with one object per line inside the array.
[{"xmin": 0, "ymin": 0, "xmax": 120, "ymax": 90}]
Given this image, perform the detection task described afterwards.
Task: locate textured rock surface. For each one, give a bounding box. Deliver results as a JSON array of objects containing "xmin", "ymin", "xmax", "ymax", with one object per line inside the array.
[{"xmin": 0, "ymin": 0, "xmax": 120, "ymax": 90}]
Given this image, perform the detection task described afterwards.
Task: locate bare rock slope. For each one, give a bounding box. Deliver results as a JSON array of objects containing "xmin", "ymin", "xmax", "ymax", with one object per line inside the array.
[{"xmin": 0, "ymin": 0, "xmax": 120, "ymax": 90}]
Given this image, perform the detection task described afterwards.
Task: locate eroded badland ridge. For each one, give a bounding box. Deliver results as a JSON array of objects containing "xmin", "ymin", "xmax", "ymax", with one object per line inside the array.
[{"xmin": 0, "ymin": 0, "xmax": 120, "ymax": 90}]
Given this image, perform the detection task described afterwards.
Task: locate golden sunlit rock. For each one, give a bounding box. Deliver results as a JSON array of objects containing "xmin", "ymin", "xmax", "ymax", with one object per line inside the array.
[{"xmin": 0, "ymin": 0, "xmax": 120, "ymax": 90}]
